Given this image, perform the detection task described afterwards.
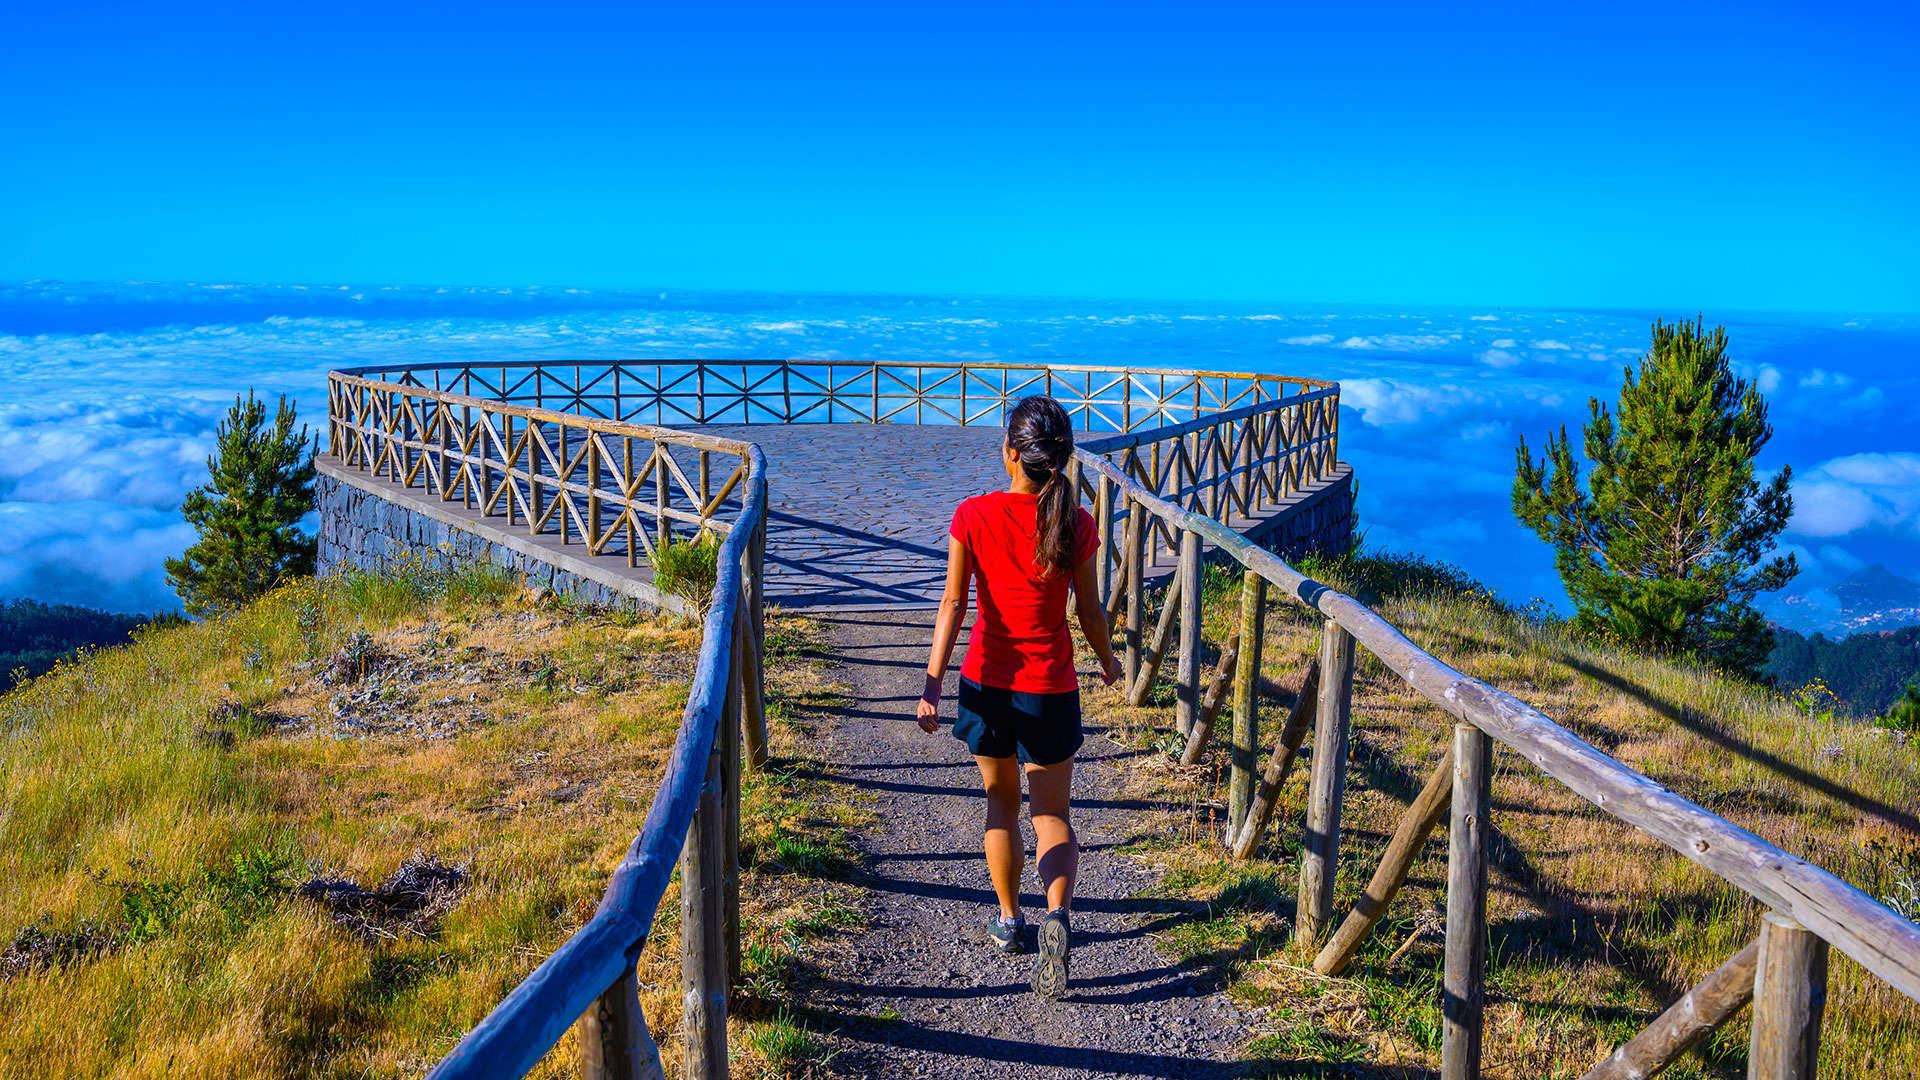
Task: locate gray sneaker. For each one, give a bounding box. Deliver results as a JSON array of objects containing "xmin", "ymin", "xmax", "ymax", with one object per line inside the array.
[
  {"xmin": 1031, "ymin": 907, "xmax": 1070, "ymax": 998},
  {"xmin": 985, "ymin": 913, "xmax": 1026, "ymax": 954}
]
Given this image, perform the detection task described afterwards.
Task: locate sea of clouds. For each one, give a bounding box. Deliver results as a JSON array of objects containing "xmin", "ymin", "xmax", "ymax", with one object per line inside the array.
[{"xmin": 1, "ymin": 282, "xmax": 1913, "ymax": 620}]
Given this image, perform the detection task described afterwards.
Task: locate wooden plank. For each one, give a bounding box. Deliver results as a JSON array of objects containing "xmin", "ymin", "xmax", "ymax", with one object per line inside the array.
[
  {"xmin": 1175, "ymin": 529, "xmax": 1203, "ymax": 736},
  {"xmin": 1314, "ymin": 744, "xmax": 1455, "ymax": 976},
  {"xmin": 1125, "ymin": 568, "xmax": 1184, "ymax": 706},
  {"xmin": 1579, "ymin": 938, "xmax": 1760, "ymax": 1080},
  {"xmin": 1124, "ymin": 502, "xmax": 1146, "ymax": 687},
  {"xmin": 1225, "ymin": 570, "xmax": 1265, "ymax": 828},
  {"xmin": 1442, "ymin": 723, "xmax": 1492, "ymax": 1080},
  {"xmin": 1179, "ymin": 631, "xmax": 1238, "ymax": 766},
  {"xmin": 1072, "ymin": 449, "xmax": 1920, "ymax": 1001},
  {"xmin": 1297, "ymin": 619, "xmax": 1356, "ymax": 943},
  {"xmin": 1749, "ymin": 913, "xmax": 1829, "ymax": 1080}
]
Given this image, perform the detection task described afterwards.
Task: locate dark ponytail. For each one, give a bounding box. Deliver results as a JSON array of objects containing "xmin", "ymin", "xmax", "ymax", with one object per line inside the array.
[{"xmin": 1006, "ymin": 395, "xmax": 1079, "ymax": 576}]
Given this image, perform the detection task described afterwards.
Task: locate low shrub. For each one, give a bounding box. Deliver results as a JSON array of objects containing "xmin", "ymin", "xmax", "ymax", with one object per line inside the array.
[{"xmin": 652, "ymin": 530, "xmax": 721, "ymax": 614}]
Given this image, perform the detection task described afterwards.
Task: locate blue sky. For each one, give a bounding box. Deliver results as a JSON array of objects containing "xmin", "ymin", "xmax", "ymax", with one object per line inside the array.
[{"xmin": 4, "ymin": 1, "xmax": 1917, "ymax": 312}]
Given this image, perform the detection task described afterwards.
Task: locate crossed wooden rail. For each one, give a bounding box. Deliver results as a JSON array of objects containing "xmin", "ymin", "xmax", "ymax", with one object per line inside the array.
[
  {"xmin": 334, "ymin": 358, "xmax": 1332, "ymax": 434},
  {"xmin": 1075, "ymin": 450, "xmax": 1920, "ymax": 1080}
]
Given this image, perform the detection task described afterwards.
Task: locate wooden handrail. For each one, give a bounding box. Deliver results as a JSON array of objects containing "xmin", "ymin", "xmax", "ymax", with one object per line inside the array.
[
  {"xmin": 336, "ymin": 357, "xmax": 1339, "ymax": 389},
  {"xmin": 424, "ymin": 445, "xmax": 768, "ymax": 1080},
  {"xmin": 1073, "ymin": 448, "xmax": 1920, "ymax": 1002}
]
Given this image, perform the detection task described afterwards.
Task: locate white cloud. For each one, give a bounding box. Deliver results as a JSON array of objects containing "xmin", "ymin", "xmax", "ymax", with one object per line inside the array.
[
  {"xmin": 1281, "ymin": 333, "xmax": 1335, "ymax": 346},
  {"xmin": 1798, "ymin": 368, "xmax": 1853, "ymax": 389},
  {"xmin": 1789, "ymin": 452, "xmax": 1920, "ymax": 538},
  {"xmin": 1489, "ymin": 339, "xmax": 1517, "ymax": 349},
  {"xmin": 1532, "ymin": 339, "xmax": 1572, "ymax": 350},
  {"xmin": 1479, "ymin": 349, "xmax": 1521, "ymax": 368}
]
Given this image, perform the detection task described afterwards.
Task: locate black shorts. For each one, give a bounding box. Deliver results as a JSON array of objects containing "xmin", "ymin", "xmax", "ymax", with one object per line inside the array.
[{"xmin": 952, "ymin": 677, "xmax": 1084, "ymax": 766}]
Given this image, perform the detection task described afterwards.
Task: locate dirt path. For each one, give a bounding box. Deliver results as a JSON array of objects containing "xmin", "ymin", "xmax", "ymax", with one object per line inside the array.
[{"xmin": 800, "ymin": 609, "xmax": 1253, "ymax": 1079}]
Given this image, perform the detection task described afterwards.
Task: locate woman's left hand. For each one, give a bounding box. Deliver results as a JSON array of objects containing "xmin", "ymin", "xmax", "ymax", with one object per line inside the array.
[
  {"xmin": 1100, "ymin": 654, "xmax": 1123, "ymax": 686},
  {"xmin": 917, "ymin": 673, "xmax": 941, "ymax": 733}
]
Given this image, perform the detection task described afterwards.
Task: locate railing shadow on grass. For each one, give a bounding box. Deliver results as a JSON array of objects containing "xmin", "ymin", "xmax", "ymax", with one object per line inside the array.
[{"xmin": 1556, "ymin": 652, "xmax": 1920, "ymax": 836}]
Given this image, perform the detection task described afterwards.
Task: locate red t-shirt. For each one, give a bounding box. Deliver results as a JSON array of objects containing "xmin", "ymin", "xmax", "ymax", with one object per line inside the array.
[{"xmin": 949, "ymin": 491, "xmax": 1098, "ymax": 693}]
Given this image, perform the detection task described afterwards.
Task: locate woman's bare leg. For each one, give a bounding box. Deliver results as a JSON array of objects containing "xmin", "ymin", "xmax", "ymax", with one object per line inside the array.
[
  {"xmin": 1025, "ymin": 758, "xmax": 1077, "ymax": 911},
  {"xmin": 975, "ymin": 754, "xmax": 1025, "ymax": 919}
]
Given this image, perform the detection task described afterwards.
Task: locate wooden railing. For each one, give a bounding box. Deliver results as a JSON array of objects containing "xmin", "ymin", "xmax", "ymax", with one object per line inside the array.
[
  {"xmin": 1075, "ymin": 450, "xmax": 1920, "ymax": 1080},
  {"xmin": 337, "ymin": 358, "xmax": 1333, "ymax": 434},
  {"xmin": 332, "ymin": 360, "xmax": 1344, "ymax": 581},
  {"xmin": 328, "ymin": 371, "xmax": 762, "ymax": 571}
]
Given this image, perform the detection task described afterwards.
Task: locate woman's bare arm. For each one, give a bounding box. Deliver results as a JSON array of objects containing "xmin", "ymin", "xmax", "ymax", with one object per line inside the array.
[
  {"xmin": 919, "ymin": 535, "xmax": 972, "ymax": 731},
  {"xmin": 1071, "ymin": 553, "xmax": 1122, "ymax": 685}
]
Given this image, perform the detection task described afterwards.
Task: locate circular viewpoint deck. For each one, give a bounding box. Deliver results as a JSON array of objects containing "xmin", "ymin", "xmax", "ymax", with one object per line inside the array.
[{"xmin": 316, "ymin": 360, "xmax": 1354, "ymax": 612}]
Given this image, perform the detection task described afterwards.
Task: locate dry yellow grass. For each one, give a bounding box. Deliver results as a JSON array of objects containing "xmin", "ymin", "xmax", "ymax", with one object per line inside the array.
[
  {"xmin": 1083, "ymin": 555, "xmax": 1920, "ymax": 1079},
  {"xmin": 0, "ymin": 566, "xmax": 864, "ymax": 1079}
]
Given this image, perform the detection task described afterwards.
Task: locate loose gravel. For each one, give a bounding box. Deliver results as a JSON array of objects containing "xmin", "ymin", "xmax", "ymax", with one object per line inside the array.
[{"xmin": 800, "ymin": 609, "xmax": 1253, "ymax": 1079}]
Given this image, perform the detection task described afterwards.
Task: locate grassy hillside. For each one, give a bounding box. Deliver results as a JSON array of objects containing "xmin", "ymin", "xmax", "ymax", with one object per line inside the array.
[
  {"xmin": 1083, "ymin": 552, "xmax": 1920, "ymax": 1079},
  {"xmin": 0, "ymin": 560, "xmax": 864, "ymax": 1079}
]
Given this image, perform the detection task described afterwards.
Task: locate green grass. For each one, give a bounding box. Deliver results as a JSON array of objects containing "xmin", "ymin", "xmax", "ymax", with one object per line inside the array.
[
  {"xmin": 740, "ymin": 1008, "xmax": 835, "ymax": 1077},
  {"xmin": 0, "ymin": 558, "xmax": 859, "ymax": 1079}
]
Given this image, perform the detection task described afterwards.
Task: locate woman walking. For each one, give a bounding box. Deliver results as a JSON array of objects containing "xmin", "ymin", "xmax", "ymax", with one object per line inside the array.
[{"xmin": 917, "ymin": 395, "xmax": 1123, "ymax": 999}]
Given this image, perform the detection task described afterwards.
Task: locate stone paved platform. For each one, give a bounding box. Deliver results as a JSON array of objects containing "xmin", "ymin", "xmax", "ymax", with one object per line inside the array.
[{"xmin": 695, "ymin": 424, "xmax": 1006, "ymax": 608}]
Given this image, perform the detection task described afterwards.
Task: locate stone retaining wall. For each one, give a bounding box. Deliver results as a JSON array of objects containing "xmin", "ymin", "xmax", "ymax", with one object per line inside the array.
[
  {"xmin": 1247, "ymin": 465, "xmax": 1356, "ymax": 562},
  {"xmin": 316, "ymin": 463, "xmax": 680, "ymax": 613}
]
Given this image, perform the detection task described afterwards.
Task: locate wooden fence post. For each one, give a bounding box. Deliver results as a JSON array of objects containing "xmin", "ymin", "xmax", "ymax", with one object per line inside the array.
[
  {"xmin": 1441, "ymin": 722, "xmax": 1491, "ymax": 1080},
  {"xmin": 724, "ymin": 603, "xmax": 745, "ymax": 990},
  {"xmin": 655, "ymin": 446, "xmax": 670, "ymax": 549},
  {"xmin": 1297, "ymin": 618, "xmax": 1355, "ymax": 943},
  {"xmin": 578, "ymin": 967, "xmax": 666, "ymax": 1080},
  {"xmin": 587, "ymin": 436, "xmax": 603, "ymax": 551},
  {"xmin": 1105, "ymin": 496, "xmax": 1132, "ymax": 627},
  {"xmin": 1227, "ymin": 569, "xmax": 1267, "ymax": 831},
  {"xmin": 1094, "ymin": 474, "xmax": 1114, "ymax": 608},
  {"xmin": 1228, "ymin": 657, "xmax": 1318, "ymax": 860},
  {"xmin": 1175, "ymin": 529, "xmax": 1203, "ymax": 736},
  {"xmin": 680, "ymin": 742, "xmax": 727, "ymax": 1079},
  {"xmin": 1749, "ymin": 912, "xmax": 1829, "ymax": 1080},
  {"xmin": 1124, "ymin": 501, "xmax": 1146, "ymax": 687},
  {"xmin": 740, "ymin": 519, "xmax": 768, "ymax": 770},
  {"xmin": 1125, "ymin": 571, "xmax": 1182, "ymax": 707}
]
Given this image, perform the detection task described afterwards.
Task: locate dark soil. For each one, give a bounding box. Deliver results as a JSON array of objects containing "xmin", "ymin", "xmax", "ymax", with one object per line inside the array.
[{"xmin": 799, "ymin": 609, "xmax": 1254, "ymax": 1079}]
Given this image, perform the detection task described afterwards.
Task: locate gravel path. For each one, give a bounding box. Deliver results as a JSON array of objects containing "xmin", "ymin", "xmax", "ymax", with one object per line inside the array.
[{"xmin": 802, "ymin": 609, "xmax": 1254, "ymax": 1079}]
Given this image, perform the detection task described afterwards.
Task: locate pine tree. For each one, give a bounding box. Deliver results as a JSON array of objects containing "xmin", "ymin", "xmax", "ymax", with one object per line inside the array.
[
  {"xmin": 1881, "ymin": 679, "xmax": 1920, "ymax": 735},
  {"xmin": 165, "ymin": 392, "xmax": 317, "ymax": 616},
  {"xmin": 1512, "ymin": 319, "xmax": 1796, "ymax": 673}
]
